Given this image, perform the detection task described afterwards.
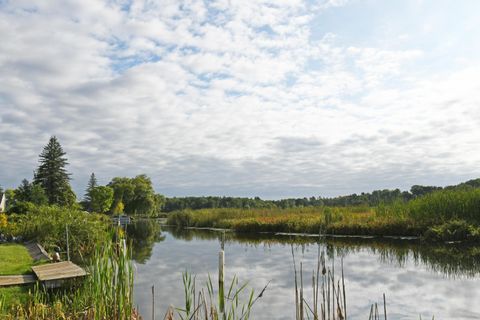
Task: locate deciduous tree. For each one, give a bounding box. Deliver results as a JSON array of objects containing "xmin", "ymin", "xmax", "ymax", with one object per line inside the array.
[{"xmin": 90, "ymin": 186, "xmax": 114, "ymax": 213}]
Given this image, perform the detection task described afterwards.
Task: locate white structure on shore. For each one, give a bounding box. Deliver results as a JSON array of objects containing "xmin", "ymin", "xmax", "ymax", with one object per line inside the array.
[{"xmin": 0, "ymin": 193, "xmax": 5, "ymax": 213}]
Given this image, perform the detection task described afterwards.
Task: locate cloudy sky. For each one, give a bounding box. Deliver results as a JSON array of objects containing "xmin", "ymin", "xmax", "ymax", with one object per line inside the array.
[{"xmin": 0, "ymin": 0, "xmax": 479, "ymax": 198}]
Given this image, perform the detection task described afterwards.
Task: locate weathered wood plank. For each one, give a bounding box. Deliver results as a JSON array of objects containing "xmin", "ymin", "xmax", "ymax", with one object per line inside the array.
[
  {"xmin": 32, "ymin": 261, "xmax": 87, "ymax": 281},
  {"xmin": 25, "ymin": 242, "xmax": 51, "ymax": 261},
  {"xmin": 0, "ymin": 275, "xmax": 36, "ymax": 287}
]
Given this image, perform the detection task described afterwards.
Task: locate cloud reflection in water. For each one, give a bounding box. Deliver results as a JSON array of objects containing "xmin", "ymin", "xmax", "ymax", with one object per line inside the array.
[{"xmin": 132, "ymin": 227, "xmax": 480, "ymax": 320}]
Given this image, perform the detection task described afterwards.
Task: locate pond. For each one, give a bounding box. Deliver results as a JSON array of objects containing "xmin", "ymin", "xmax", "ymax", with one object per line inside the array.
[{"xmin": 127, "ymin": 220, "xmax": 480, "ymax": 320}]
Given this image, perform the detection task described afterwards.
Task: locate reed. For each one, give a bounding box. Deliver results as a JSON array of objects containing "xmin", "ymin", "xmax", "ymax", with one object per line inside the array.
[
  {"xmin": 292, "ymin": 243, "xmax": 347, "ymax": 320},
  {"xmin": 167, "ymin": 188, "xmax": 480, "ymax": 241},
  {"xmin": 168, "ymin": 232, "xmax": 268, "ymax": 320},
  {"xmin": 167, "ymin": 272, "xmax": 265, "ymax": 320},
  {"xmin": 86, "ymin": 237, "xmax": 135, "ymax": 320}
]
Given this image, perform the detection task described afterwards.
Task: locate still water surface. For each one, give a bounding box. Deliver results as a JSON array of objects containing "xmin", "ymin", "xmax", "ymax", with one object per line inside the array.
[{"xmin": 127, "ymin": 220, "xmax": 480, "ymax": 320}]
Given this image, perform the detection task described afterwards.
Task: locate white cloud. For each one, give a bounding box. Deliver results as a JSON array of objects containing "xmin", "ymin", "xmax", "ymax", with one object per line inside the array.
[{"xmin": 0, "ymin": 0, "xmax": 479, "ymax": 198}]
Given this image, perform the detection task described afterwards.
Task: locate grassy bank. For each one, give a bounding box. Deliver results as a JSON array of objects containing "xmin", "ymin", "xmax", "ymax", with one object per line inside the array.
[
  {"xmin": 0, "ymin": 244, "xmax": 45, "ymax": 306},
  {"xmin": 167, "ymin": 188, "xmax": 480, "ymax": 241},
  {"xmin": 0, "ymin": 244, "xmax": 38, "ymax": 275}
]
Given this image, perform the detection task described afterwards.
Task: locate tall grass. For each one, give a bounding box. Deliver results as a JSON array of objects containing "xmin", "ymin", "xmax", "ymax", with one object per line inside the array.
[
  {"xmin": 167, "ymin": 207, "xmax": 372, "ymax": 234},
  {"xmin": 166, "ymin": 231, "xmax": 267, "ymax": 320},
  {"xmin": 86, "ymin": 238, "xmax": 135, "ymax": 320},
  {"xmin": 167, "ymin": 188, "xmax": 480, "ymax": 240},
  {"xmin": 292, "ymin": 245, "xmax": 348, "ymax": 320},
  {"xmin": 377, "ymin": 188, "xmax": 480, "ymax": 224},
  {"xmin": 167, "ymin": 272, "xmax": 263, "ymax": 320}
]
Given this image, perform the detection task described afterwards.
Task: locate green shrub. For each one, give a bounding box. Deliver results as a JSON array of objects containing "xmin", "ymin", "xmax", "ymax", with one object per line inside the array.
[
  {"xmin": 423, "ymin": 220, "xmax": 480, "ymax": 242},
  {"xmin": 5, "ymin": 205, "xmax": 109, "ymax": 261}
]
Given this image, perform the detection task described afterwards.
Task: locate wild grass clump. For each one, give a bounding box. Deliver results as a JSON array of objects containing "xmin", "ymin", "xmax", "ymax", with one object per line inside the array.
[
  {"xmin": 85, "ymin": 238, "xmax": 135, "ymax": 319},
  {"xmin": 165, "ymin": 272, "xmax": 264, "ymax": 320},
  {"xmin": 292, "ymin": 245, "xmax": 347, "ymax": 320}
]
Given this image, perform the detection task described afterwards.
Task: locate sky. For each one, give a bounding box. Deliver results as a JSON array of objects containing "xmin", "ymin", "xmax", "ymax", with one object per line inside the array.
[{"xmin": 0, "ymin": 0, "xmax": 479, "ymax": 199}]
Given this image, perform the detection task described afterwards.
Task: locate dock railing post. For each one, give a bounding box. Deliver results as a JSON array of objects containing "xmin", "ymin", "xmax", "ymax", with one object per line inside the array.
[{"xmin": 65, "ymin": 224, "xmax": 70, "ymax": 261}]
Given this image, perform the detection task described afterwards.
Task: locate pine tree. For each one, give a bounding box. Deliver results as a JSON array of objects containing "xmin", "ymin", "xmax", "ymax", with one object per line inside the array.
[
  {"xmin": 15, "ymin": 179, "xmax": 48, "ymax": 205},
  {"xmin": 34, "ymin": 136, "xmax": 76, "ymax": 206},
  {"xmin": 83, "ymin": 172, "xmax": 97, "ymax": 211},
  {"xmin": 15, "ymin": 179, "xmax": 33, "ymax": 202}
]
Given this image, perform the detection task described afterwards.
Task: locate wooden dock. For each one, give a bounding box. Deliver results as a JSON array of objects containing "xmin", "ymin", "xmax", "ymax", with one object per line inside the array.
[
  {"xmin": 0, "ymin": 274, "xmax": 36, "ymax": 287},
  {"xmin": 0, "ymin": 242, "xmax": 87, "ymax": 287},
  {"xmin": 32, "ymin": 261, "xmax": 87, "ymax": 282},
  {"xmin": 0, "ymin": 262, "xmax": 88, "ymax": 287}
]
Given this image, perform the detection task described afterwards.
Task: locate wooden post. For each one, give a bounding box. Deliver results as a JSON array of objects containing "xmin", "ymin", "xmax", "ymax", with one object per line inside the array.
[
  {"xmin": 152, "ymin": 285, "xmax": 155, "ymax": 320},
  {"xmin": 383, "ymin": 293, "xmax": 387, "ymax": 320},
  {"xmin": 65, "ymin": 224, "xmax": 70, "ymax": 261},
  {"xmin": 219, "ymin": 232, "xmax": 225, "ymax": 316}
]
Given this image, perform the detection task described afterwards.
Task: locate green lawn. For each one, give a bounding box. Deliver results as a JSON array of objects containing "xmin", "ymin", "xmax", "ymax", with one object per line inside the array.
[
  {"xmin": 0, "ymin": 244, "xmax": 34, "ymax": 275},
  {"xmin": 0, "ymin": 244, "xmax": 38, "ymax": 309}
]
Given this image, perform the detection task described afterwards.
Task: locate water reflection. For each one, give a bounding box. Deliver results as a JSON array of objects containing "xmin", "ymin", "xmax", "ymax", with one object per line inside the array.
[
  {"xmin": 130, "ymin": 223, "xmax": 480, "ymax": 320},
  {"xmin": 126, "ymin": 219, "xmax": 165, "ymax": 263},
  {"xmin": 166, "ymin": 227, "xmax": 480, "ymax": 277}
]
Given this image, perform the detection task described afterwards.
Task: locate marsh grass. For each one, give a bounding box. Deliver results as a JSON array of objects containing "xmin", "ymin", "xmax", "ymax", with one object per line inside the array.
[
  {"xmin": 292, "ymin": 243, "xmax": 347, "ymax": 320},
  {"xmin": 167, "ymin": 272, "xmax": 264, "ymax": 320},
  {"xmin": 167, "ymin": 232, "xmax": 268, "ymax": 320},
  {"xmin": 377, "ymin": 188, "xmax": 480, "ymax": 225},
  {"xmin": 168, "ymin": 188, "xmax": 480, "ymax": 240}
]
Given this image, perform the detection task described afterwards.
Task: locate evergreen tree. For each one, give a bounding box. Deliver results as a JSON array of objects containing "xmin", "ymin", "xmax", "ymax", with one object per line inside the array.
[
  {"xmin": 15, "ymin": 179, "xmax": 32, "ymax": 202},
  {"xmin": 83, "ymin": 172, "xmax": 97, "ymax": 211},
  {"xmin": 34, "ymin": 136, "xmax": 76, "ymax": 206}
]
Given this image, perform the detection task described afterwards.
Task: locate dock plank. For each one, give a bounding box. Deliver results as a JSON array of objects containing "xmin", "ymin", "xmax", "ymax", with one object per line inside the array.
[
  {"xmin": 0, "ymin": 275, "xmax": 36, "ymax": 287},
  {"xmin": 32, "ymin": 261, "xmax": 87, "ymax": 281},
  {"xmin": 25, "ymin": 242, "xmax": 51, "ymax": 261}
]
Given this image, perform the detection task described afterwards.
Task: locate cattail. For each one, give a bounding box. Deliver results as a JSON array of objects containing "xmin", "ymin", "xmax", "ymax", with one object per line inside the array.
[{"xmin": 337, "ymin": 306, "xmax": 344, "ymax": 320}]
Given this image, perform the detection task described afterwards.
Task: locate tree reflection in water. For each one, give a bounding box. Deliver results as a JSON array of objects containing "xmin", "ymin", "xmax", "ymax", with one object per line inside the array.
[
  {"xmin": 164, "ymin": 226, "xmax": 480, "ymax": 278},
  {"xmin": 126, "ymin": 219, "xmax": 166, "ymax": 263}
]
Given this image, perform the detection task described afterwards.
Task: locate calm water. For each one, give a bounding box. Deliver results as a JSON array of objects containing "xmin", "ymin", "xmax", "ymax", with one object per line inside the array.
[{"xmin": 127, "ymin": 220, "xmax": 480, "ymax": 320}]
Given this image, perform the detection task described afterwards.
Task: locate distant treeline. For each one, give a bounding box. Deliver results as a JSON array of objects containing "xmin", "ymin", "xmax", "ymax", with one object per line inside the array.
[
  {"xmin": 1, "ymin": 135, "xmax": 478, "ymax": 216},
  {"xmin": 163, "ymin": 178, "xmax": 480, "ymax": 212}
]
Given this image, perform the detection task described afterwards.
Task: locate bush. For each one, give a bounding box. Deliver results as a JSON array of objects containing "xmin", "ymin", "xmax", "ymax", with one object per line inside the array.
[
  {"xmin": 5, "ymin": 205, "xmax": 109, "ymax": 260},
  {"xmin": 0, "ymin": 213, "xmax": 7, "ymax": 229},
  {"xmin": 423, "ymin": 220, "xmax": 480, "ymax": 242}
]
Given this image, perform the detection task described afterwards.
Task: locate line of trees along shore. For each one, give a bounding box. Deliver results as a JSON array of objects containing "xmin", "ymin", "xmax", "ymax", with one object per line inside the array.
[
  {"xmin": 0, "ymin": 136, "xmax": 479, "ymax": 215},
  {"xmin": 161, "ymin": 178, "xmax": 480, "ymax": 212}
]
